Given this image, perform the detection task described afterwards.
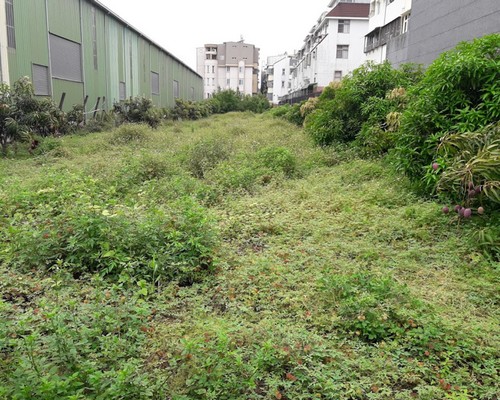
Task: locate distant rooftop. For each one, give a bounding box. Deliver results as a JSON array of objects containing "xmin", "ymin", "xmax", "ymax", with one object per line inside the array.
[{"xmin": 327, "ymin": 3, "xmax": 370, "ymax": 18}]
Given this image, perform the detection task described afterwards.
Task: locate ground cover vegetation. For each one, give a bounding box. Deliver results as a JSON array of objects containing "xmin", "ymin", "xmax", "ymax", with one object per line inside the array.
[
  {"xmin": 0, "ymin": 35, "xmax": 498, "ymax": 399},
  {"xmin": 272, "ymin": 34, "xmax": 500, "ymax": 260}
]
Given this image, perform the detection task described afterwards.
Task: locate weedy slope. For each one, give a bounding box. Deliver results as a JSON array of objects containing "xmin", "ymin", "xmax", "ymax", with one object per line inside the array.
[{"xmin": 0, "ymin": 113, "xmax": 498, "ymax": 399}]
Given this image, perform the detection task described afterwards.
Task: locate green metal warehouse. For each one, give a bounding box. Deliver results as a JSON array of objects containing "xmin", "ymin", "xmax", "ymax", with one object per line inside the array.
[{"xmin": 0, "ymin": 0, "xmax": 203, "ymax": 112}]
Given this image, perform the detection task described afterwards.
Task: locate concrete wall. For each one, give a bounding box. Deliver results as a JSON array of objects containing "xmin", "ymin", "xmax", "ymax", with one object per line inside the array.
[
  {"xmin": 386, "ymin": 32, "xmax": 409, "ymax": 66},
  {"xmin": 406, "ymin": 0, "xmax": 500, "ymax": 66}
]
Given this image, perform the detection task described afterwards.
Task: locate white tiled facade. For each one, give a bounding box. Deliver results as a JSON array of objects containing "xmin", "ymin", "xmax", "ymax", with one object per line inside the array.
[
  {"xmin": 196, "ymin": 41, "xmax": 259, "ymax": 99},
  {"xmin": 263, "ymin": 54, "xmax": 295, "ymax": 104},
  {"xmin": 287, "ymin": 0, "xmax": 370, "ymax": 102}
]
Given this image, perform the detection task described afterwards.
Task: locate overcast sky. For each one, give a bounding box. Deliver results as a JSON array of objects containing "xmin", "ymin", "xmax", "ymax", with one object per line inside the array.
[{"xmin": 97, "ymin": 0, "xmax": 330, "ymax": 71}]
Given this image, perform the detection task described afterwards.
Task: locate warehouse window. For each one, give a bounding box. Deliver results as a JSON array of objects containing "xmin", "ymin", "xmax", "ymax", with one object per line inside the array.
[
  {"xmin": 6, "ymin": 0, "xmax": 16, "ymax": 49},
  {"xmin": 32, "ymin": 64, "xmax": 50, "ymax": 96},
  {"xmin": 119, "ymin": 81, "xmax": 126, "ymax": 100},
  {"xmin": 334, "ymin": 70, "xmax": 342, "ymax": 81},
  {"xmin": 151, "ymin": 71, "xmax": 159, "ymax": 95},
  {"xmin": 49, "ymin": 34, "xmax": 83, "ymax": 82},
  {"xmin": 91, "ymin": 7, "xmax": 98, "ymax": 69},
  {"xmin": 173, "ymin": 80, "xmax": 179, "ymax": 98}
]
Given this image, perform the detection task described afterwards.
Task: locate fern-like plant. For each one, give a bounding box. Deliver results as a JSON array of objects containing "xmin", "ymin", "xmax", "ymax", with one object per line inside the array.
[{"xmin": 437, "ymin": 123, "xmax": 500, "ymax": 207}]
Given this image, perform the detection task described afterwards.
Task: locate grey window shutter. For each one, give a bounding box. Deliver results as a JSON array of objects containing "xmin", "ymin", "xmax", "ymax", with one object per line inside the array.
[
  {"xmin": 32, "ymin": 64, "xmax": 51, "ymax": 96},
  {"xmin": 119, "ymin": 82, "xmax": 126, "ymax": 100},
  {"xmin": 151, "ymin": 72, "xmax": 159, "ymax": 95},
  {"xmin": 49, "ymin": 34, "xmax": 83, "ymax": 82}
]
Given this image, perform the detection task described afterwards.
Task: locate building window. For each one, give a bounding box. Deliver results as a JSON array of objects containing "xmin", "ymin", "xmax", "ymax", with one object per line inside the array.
[
  {"xmin": 151, "ymin": 71, "xmax": 160, "ymax": 95},
  {"xmin": 334, "ymin": 70, "xmax": 342, "ymax": 81},
  {"xmin": 226, "ymin": 66, "xmax": 230, "ymax": 72},
  {"xmin": 338, "ymin": 20, "xmax": 350, "ymax": 34},
  {"xmin": 336, "ymin": 45, "xmax": 349, "ymax": 59},
  {"xmin": 402, "ymin": 13, "xmax": 410, "ymax": 33},
  {"xmin": 207, "ymin": 65, "xmax": 210, "ymax": 73},
  {"xmin": 91, "ymin": 7, "xmax": 98, "ymax": 69},
  {"xmin": 173, "ymin": 80, "xmax": 179, "ymax": 98},
  {"xmin": 212, "ymin": 78, "xmax": 215, "ymax": 86},
  {"xmin": 119, "ymin": 81, "xmax": 126, "ymax": 101},
  {"xmin": 239, "ymin": 67, "xmax": 243, "ymax": 73},
  {"xmin": 226, "ymin": 79, "xmax": 230, "ymax": 85},
  {"xmin": 281, "ymin": 81, "xmax": 285, "ymax": 88},
  {"xmin": 212, "ymin": 65, "xmax": 215, "ymax": 73},
  {"xmin": 6, "ymin": 0, "xmax": 16, "ymax": 49},
  {"xmin": 32, "ymin": 64, "xmax": 50, "ymax": 96},
  {"xmin": 239, "ymin": 79, "xmax": 243, "ymax": 86},
  {"xmin": 49, "ymin": 34, "xmax": 83, "ymax": 82},
  {"xmin": 282, "ymin": 68, "xmax": 285, "ymax": 75}
]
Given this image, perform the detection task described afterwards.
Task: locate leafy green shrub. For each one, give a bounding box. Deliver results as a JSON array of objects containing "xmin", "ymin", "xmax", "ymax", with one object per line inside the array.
[
  {"xmin": 267, "ymin": 104, "xmax": 291, "ymax": 118},
  {"xmin": 354, "ymin": 88, "xmax": 409, "ymax": 155},
  {"xmin": 83, "ymin": 113, "xmax": 114, "ymax": 133},
  {"xmin": 113, "ymin": 96, "xmax": 162, "ymax": 128},
  {"xmin": 210, "ymin": 89, "xmax": 242, "ymax": 113},
  {"xmin": 283, "ymin": 103, "xmax": 304, "ymax": 126},
  {"xmin": 255, "ymin": 146, "xmax": 297, "ymax": 177},
  {"xmin": 206, "ymin": 160, "xmax": 261, "ymax": 193},
  {"xmin": 300, "ymin": 97, "xmax": 319, "ymax": 118},
  {"xmin": 436, "ymin": 123, "xmax": 500, "ymax": 207},
  {"xmin": 167, "ymin": 325, "xmax": 348, "ymax": 400},
  {"xmin": 0, "ymin": 77, "xmax": 71, "ymax": 154},
  {"xmin": 172, "ymin": 98, "xmax": 212, "ymax": 120},
  {"xmin": 116, "ymin": 154, "xmax": 177, "ymax": 186},
  {"xmin": 29, "ymin": 136, "xmax": 63, "ymax": 156},
  {"xmin": 318, "ymin": 81, "xmax": 342, "ymax": 101},
  {"xmin": 393, "ymin": 34, "xmax": 500, "ymax": 185},
  {"xmin": 206, "ymin": 90, "xmax": 270, "ymax": 115},
  {"xmin": 472, "ymin": 216, "xmax": 500, "ymax": 261},
  {"xmin": 304, "ymin": 104, "xmax": 344, "ymax": 146},
  {"xmin": 66, "ymin": 104, "xmax": 85, "ymax": 131},
  {"xmin": 319, "ymin": 273, "xmax": 430, "ymax": 342},
  {"xmin": 0, "ymin": 282, "xmax": 156, "ymax": 399},
  {"xmin": 0, "ymin": 175, "xmax": 217, "ymax": 285},
  {"xmin": 305, "ymin": 62, "xmax": 422, "ymax": 145},
  {"xmin": 239, "ymin": 93, "xmax": 271, "ymax": 113},
  {"xmin": 187, "ymin": 137, "xmax": 231, "ymax": 179},
  {"xmin": 110, "ymin": 123, "xmax": 150, "ymax": 145}
]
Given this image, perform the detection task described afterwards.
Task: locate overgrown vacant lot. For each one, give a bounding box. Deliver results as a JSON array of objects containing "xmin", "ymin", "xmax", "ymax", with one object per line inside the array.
[{"xmin": 0, "ymin": 113, "xmax": 498, "ymax": 399}]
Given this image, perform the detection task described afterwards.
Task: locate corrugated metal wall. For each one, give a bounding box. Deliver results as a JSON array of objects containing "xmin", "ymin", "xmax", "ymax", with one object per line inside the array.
[{"xmin": 7, "ymin": 0, "xmax": 203, "ymax": 112}]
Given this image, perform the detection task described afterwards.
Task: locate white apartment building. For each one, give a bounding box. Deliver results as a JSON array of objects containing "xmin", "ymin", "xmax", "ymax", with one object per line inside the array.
[
  {"xmin": 287, "ymin": 0, "xmax": 370, "ymax": 102},
  {"xmin": 196, "ymin": 41, "xmax": 259, "ymax": 99},
  {"xmin": 263, "ymin": 54, "xmax": 295, "ymax": 104},
  {"xmin": 364, "ymin": 0, "xmax": 412, "ymax": 64}
]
